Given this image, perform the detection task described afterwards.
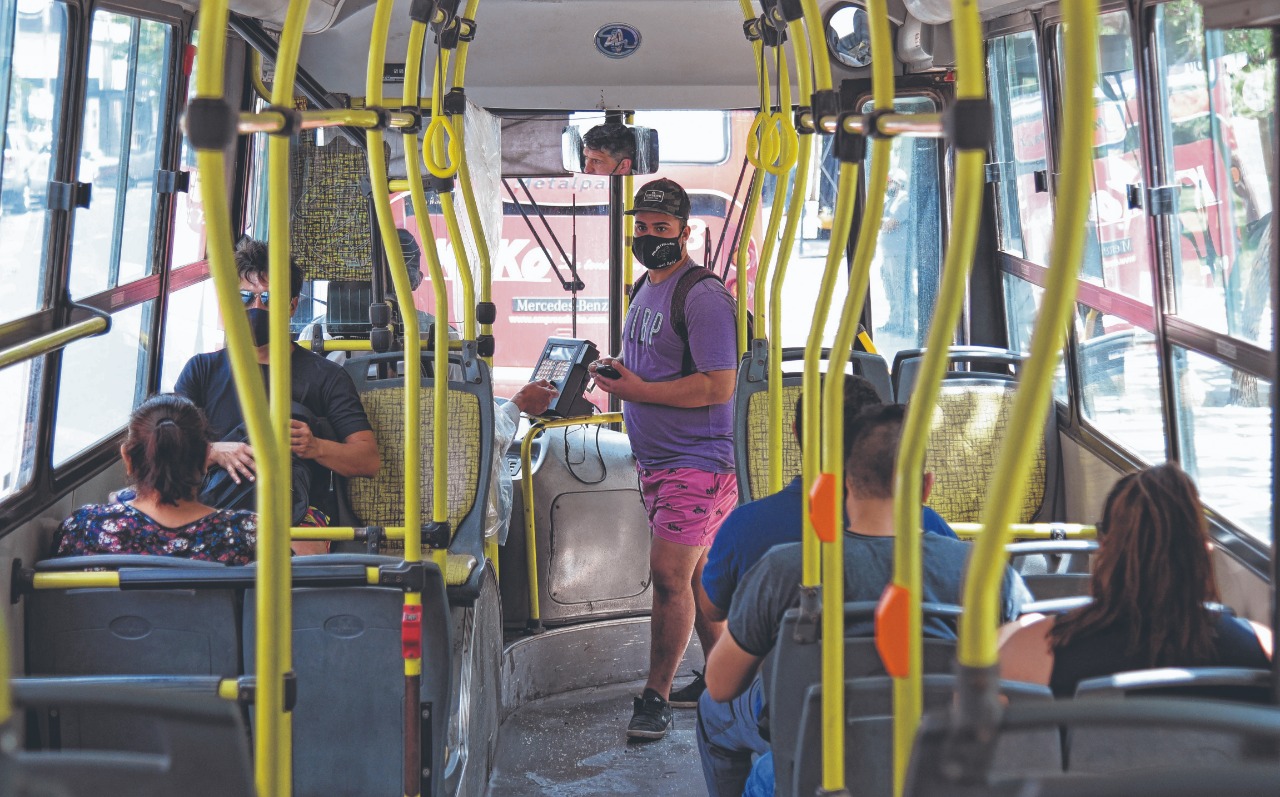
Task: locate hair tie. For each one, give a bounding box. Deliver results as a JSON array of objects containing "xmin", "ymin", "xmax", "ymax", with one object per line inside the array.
[{"xmin": 156, "ymin": 418, "xmax": 178, "ymax": 428}]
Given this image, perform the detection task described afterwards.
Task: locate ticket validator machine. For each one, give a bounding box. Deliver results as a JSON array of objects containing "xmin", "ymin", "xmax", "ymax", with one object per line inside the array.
[{"xmin": 529, "ymin": 337, "xmax": 601, "ymax": 418}]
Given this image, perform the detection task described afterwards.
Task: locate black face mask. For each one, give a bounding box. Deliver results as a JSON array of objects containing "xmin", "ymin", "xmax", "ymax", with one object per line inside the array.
[
  {"xmin": 246, "ymin": 307, "xmax": 271, "ymax": 347},
  {"xmin": 631, "ymin": 234, "xmax": 684, "ymax": 270}
]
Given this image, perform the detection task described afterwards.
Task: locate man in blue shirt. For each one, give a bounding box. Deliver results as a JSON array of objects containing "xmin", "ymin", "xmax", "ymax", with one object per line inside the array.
[
  {"xmin": 691, "ymin": 380, "xmax": 962, "ymax": 797},
  {"xmin": 697, "ymin": 376, "xmax": 957, "ymax": 628}
]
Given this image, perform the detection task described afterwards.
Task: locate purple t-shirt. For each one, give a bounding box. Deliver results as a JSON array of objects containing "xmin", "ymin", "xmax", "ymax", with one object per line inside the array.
[{"xmin": 621, "ymin": 259, "xmax": 739, "ymax": 472}]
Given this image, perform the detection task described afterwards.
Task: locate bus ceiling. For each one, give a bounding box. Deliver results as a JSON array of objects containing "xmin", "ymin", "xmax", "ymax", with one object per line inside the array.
[{"xmin": 220, "ymin": 0, "xmax": 1011, "ymax": 111}]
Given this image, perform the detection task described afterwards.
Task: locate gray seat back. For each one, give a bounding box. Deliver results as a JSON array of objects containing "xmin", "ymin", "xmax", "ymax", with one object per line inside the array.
[
  {"xmin": 243, "ymin": 555, "xmax": 452, "ymax": 797},
  {"xmin": 9, "ymin": 678, "xmax": 253, "ymax": 797},
  {"xmin": 768, "ymin": 602, "xmax": 959, "ymax": 797},
  {"xmin": 794, "ymin": 675, "xmax": 1061, "ymax": 797},
  {"xmin": 1023, "ymin": 573, "xmax": 1092, "ymax": 601},
  {"xmin": 1068, "ymin": 668, "xmax": 1277, "ymax": 773},
  {"xmin": 25, "ymin": 555, "xmax": 242, "ymax": 752}
]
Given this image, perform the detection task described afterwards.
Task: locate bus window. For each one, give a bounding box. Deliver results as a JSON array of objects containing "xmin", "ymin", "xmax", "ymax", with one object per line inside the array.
[
  {"xmin": 860, "ymin": 94, "xmax": 942, "ymax": 362},
  {"xmin": 1075, "ymin": 304, "xmax": 1165, "ymax": 464},
  {"xmin": 0, "ymin": 0, "xmax": 67, "ymax": 325},
  {"xmin": 988, "ymin": 30, "xmax": 1051, "ymax": 266},
  {"xmin": 52, "ymin": 301, "xmax": 154, "ymax": 465},
  {"xmin": 159, "ymin": 277, "xmax": 223, "ymax": 392},
  {"xmin": 1001, "ymin": 273, "xmax": 1066, "ymax": 403},
  {"xmin": 1059, "ymin": 12, "xmax": 1155, "ymax": 302},
  {"xmin": 170, "ymin": 31, "xmax": 203, "ymax": 268},
  {"xmin": 1171, "ymin": 346, "xmax": 1271, "ymax": 544},
  {"xmin": 0, "ymin": 359, "xmax": 40, "ymax": 499},
  {"xmin": 1155, "ymin": 0, "xmax": 1274, "ymax": 348},
  {"xmin": 68, "ymin": 11, "xmax": 173, "ymax": 298}
]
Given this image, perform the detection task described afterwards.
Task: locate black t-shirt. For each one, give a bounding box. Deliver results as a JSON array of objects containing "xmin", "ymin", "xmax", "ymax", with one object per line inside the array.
[
  {"xmin": 1049, "ymin": 611, "xmax": 1270, "ymax": 698},
  {"xmin": 174, "ymin": 346, "xmax": 372, "ymax": 442}
]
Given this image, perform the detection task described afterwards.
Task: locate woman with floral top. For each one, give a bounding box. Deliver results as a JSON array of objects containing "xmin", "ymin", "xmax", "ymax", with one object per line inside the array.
[{"xmin": 53, "ymin": 393, "xmax": 257, "ymax": 565}]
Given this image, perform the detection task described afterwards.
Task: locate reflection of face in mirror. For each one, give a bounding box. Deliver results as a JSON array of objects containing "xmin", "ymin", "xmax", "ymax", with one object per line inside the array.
[
  {"xmin": 826, "ymin": 5, "xmax": 872, "ymax": 69},
  {"xmin": 581, "ymin": 123, "xmax": 635, "ymax": 175}
]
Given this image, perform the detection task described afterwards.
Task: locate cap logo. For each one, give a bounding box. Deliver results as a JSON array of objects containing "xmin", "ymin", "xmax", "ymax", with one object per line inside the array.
[{"xmin": 643, "ymin": 190, "xmax": 665, "ymax": 202}]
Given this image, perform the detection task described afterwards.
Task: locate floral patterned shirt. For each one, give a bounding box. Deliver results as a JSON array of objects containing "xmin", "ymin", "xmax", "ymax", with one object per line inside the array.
[{"xmin": 54, "ymin": 503, "xmax": 258, "ymax": 565}]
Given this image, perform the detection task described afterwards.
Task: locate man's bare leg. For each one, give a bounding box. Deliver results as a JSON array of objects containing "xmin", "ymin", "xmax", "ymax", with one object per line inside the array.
[
  {"xmin": 691, "ymin": 548, "xmax": 724, "ymax": 658},
  {"xmin": 645, "ymin": 536, "xmax": 705, "ymax": 698}
]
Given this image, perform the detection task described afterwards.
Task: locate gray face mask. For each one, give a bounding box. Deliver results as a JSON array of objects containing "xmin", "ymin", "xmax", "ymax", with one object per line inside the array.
[{"xmin": 631, "ymin": 234, "xmax": 683, "ymax": 270}]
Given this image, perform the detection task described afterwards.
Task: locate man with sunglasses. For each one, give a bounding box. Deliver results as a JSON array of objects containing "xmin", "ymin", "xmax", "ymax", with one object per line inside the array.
[{"xmin": 174, "ymin": 238, "xmax": 380, "ymax": 525}]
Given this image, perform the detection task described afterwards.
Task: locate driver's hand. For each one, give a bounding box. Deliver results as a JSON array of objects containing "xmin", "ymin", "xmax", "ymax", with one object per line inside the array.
[
  {"xmin": 511, "ymin": 379, "xmax": 559, "ymax": 416},
  {"xmin": 209, "ymin": 441, "xmax": 256, "ymax": 484}
]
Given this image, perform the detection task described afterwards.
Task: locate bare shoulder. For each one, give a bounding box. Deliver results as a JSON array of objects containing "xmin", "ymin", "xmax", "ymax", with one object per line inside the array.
[{"xmin": 997, "ymin": 613, "xmax": 1056, "ymax": 686}]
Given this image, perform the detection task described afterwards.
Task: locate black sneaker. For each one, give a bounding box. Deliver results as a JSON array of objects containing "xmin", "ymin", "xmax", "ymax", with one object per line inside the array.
[
  {"xmin": 668, "ymin": 670, "xmax": 706, "ymax": 708},
  {"xmin": 626, "ymin": 690, "xmax": 673, "ymax": 740}
]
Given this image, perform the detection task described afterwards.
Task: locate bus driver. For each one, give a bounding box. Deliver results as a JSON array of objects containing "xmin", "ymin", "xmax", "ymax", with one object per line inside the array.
[
  {"xmin": 581, "ymin": 123, "xmax": 636, "ymax": 176},
  {"xmin": 593, "ymin": 178, "xmax": 740, "ymax": 740}
]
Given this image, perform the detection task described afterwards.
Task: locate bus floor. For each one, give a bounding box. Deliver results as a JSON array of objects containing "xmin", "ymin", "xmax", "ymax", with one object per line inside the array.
[{"xmin": 485, "ymin": 678, "xmax": 705, "ymax": 796}]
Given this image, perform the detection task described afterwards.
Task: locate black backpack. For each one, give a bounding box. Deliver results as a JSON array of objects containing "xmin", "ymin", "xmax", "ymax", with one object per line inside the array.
[{"xmin": 630, "ymin": 265, "xmax": 752, "ymax": 377}]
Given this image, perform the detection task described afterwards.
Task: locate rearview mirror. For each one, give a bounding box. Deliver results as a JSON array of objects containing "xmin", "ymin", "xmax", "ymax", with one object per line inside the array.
[{"xmin": 561, "ymin": 123, "xmax": 660, "ymax": 175}]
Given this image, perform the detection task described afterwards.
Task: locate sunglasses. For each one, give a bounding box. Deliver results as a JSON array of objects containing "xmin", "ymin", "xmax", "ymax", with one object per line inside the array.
[{"xmin": 239, "ymin": 290, "xmax": 271, "ymax": 307}]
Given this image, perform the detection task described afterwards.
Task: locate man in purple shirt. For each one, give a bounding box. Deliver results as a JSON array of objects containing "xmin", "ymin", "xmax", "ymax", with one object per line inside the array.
[{"xmin": 593, "ymin": 178, "xmax": 741, "ymax": 740}]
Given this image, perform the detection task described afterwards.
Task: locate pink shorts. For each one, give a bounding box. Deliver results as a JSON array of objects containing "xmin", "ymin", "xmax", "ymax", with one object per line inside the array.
[{"xmin": 638, "ymin": 466, "xmax": 739, "ymax": 547}]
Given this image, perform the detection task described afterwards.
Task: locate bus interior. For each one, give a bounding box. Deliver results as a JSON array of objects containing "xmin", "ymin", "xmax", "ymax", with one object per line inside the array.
[{"xmin": 0, "ymin": 0, "xmax": 1277, "ymax": 795}]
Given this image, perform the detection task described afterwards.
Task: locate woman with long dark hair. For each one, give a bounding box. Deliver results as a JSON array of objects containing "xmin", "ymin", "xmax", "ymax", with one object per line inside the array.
[
  {"xmin": 999, "ymin": 463, "xmax": 1272, "ymax": 697},
  {"xmin": 53, "ymin": 394, "xmax": 257, "ymax": 565}
]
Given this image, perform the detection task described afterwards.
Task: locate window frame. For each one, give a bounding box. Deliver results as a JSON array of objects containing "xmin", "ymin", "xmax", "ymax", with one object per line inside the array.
[{"xmin": 992, "ymin": 0, "xmax": 1274, "ymax": 573}]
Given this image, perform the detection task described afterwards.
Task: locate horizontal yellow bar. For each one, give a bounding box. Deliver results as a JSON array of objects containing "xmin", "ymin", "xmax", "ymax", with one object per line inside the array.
[
  {"xmin": 290, "ymin": 527, "xmax": 407, "ymax": 540},
  {"xmin": 314, "ymin": 338, "xmax": 460, "ymax": 352},
  {"xmin": 31, "ymin": 571, "xmax": 121, "ymax": 590},
  {"xmin": 875, "ymin": 112, "xmax": 944, "ymax": 138},
  {"xmin": 530, "ymin": 412, "xmax": 624, "ymax": 432},
  {"xmin": 0, "ymin": 316, "xmax": 108, "ymax": 370},
  {"xmin": 951, "ymin": 523, "xmax": 1096, "ymax": 540},
  {"xmin": 236, "ymin": 108, "xmax": 417, "ymax": 137},
  {"xmin": 290, "ymin": 527, "xmax": 357, "ymax": 541}
]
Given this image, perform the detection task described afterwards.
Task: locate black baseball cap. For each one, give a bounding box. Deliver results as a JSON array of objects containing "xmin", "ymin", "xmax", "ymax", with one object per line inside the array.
[{"xmin": 625, "ymin": 178, "xmax": 690, "ymax": 221}]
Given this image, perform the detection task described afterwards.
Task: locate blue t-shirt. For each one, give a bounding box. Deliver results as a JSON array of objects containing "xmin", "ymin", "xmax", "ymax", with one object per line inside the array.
[
  {"xmin": 702, "ymin": 476, "xmax": 958, "ymax": 613},
  {"xmin": 621, "ymin": 259, "xmax": 739, "ymax": 472}
]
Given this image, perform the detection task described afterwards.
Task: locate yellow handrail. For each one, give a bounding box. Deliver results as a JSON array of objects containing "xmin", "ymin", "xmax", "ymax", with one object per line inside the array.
[
  {"xmin": 454, "ymin": 0, "xmax": 487, "ymax": 347},
  {"xmin": 796, "ymin": 0, "xmax": 836, "ymax": 590},
  {"xmin": 752, "ymin": 37, "xmax": 797, "ymax": 331},
  {"xmin": 951, "ymin": 523, "xmax": 1097, "ymax": 540},
  {"xmin": 881, "ymin": 0, "xmax": 988, "ymax": 788},
  {"xmin": 0, "ymin": 316, "xmax": 108, "ymax": 370},
  {"xmin": 957, "ymin": 0, "xmax": 1097, "ymax": 669},
  {"xmin": 814, "ymin": 0, "xmax": 893, "ymax": 785},
  {"xmin": 264, "ymin": 3, "xmax": 310, "ymax": 793},
  {"xmin": 766, "ymin": 16, "xmax": 814, "ymax": 497},
  {"xmin": 520, "ymin": 414, "xmax": 623, "ymax": 627},
  {"xmin": 189, "ymin": 0, "xmax": 288, "ymax": 793},
  {"xmin": 736, "ymin": 0, "xmax": 768, "ymax": 357}
]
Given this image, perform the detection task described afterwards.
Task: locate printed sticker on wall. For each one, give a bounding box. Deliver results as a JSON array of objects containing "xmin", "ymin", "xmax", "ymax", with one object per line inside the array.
[{"xmin": 595, "ymin": 23, "xmax": 641, "ymax": 59}]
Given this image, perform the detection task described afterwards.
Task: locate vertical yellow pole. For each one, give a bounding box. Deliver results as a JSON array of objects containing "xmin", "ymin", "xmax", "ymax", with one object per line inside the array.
[
  {"xmin": 877, "ymin": 0, "xmax": 980, "ymax": 784},
  {"xmin": 957, "ymin": 0, "xmax": 1097, "ymax": 669},
  {"xmin": 797, "ymin": 0, "xmax": 837, "ymax": 589},
  {"xmin": 191, "ymin": 1, "xmax": 285, "ymax": 794},
  {"xmin": 263, "ymin": 2, "xmax": 311, "ymax": 794}
]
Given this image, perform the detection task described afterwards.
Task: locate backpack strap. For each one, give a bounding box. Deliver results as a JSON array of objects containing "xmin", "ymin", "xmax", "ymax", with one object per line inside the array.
[{"xmin": 670, "ymin": 265, "xmax": 722, "ymax": 377}]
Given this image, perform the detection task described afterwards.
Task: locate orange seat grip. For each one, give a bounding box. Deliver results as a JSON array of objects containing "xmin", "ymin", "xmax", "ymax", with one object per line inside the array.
[
  {"xmin": 875, "ymin": 584, "xmax": 911, "ymax": 678},
  {"xmin": 808, "ymin": 473, "xmax": 839, "ymax": 543}
]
